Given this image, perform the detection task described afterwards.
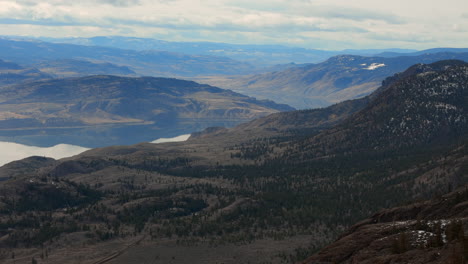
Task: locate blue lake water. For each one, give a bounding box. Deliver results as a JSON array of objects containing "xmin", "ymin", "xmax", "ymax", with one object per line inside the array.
[
  {"xmin": 0, "ymin": 120, "xmax": 240, "ymax": 148},
  {"xmin": 0, "ymin": 120, "xmax": 241, "ymax": 166}
]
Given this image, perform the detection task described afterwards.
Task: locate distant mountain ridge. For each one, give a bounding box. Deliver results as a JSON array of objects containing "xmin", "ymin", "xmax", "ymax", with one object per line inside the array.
[
  {"xmin": 33, "ymin": 59, "xmax": 136, "ymax": 78},
  {"xmin": 0, "ymin": 57, "xmax": 141, "ymax": 85},
  {"xmin": 0, "ymin": 37, "xmax": 255, "ymax": 77},
  {"xmin": 0, "ymin": 59, "xmax": 22, "ymax": 70},
  {"xmin": 377, "ymin": 47, "xmax": 468, "ymax": 57},
  {"xmin": 0, "ymin": 58, "xmax": 51, "ymax": 86},
  {"xmin": 202, "ymin": 52, "xmax": 468, "ymax": 109},
  {"xmin": 36, "ymin": 36, "xmax": 468, "ymax": 66},
  {"xmin": 37, "ymin": 36, "xmax": 419, "ymax": 66}
]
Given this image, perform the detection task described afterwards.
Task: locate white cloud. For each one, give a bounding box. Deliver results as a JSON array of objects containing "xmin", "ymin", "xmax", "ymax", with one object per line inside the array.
[{"xmin": 0, "ymin": 0, "xmax": 466, "ymax": 49}]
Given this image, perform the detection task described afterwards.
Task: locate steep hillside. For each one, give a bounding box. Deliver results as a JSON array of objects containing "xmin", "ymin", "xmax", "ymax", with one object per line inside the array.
[
  {"xmin": 193, "ymin": 60, "xmax": 468, "ymax": 144},
  {"xmin": 284, "ymin": 61, "xmax": 468, "ymax": 160},
  {"xmin": 190, "ymin": 97, "xmax": 369, "ymax": 143},
  {"xmin": 202, "ymin": 52, "xmax": 468, "ymax": 109},
  {"xmin": 0, "ymin": 75, "xmax": 293, "ymax": 130},
  {"xmin": 0, "ymin": 156, "xmax": 56, "ymax": 180}
]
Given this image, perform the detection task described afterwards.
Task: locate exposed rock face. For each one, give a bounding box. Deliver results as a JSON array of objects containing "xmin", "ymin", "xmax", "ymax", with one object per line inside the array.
[{"xmin": 302, "ymin": 184, "xmax": 468, "ymax": 264}]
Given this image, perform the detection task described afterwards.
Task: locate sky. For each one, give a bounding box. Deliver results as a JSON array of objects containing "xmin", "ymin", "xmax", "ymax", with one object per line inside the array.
[{"xmin": 0, "ymin": 0, "xmax": 467, "ymax": 50}]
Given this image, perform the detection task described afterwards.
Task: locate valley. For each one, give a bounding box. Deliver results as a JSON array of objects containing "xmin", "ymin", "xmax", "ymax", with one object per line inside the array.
[
  {"xmin": 1, "ymin": 1, "xmax": 468, "ymax": 263},
  {"xmin": 1, "ymin": 60, "xmax": 467, "ymax": 263},
  {"xmin": 0, "ymin": 74, "xmax": 292, "ymax": 147}
]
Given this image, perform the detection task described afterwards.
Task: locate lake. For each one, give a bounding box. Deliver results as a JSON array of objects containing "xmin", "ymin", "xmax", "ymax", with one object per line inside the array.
[
  {"xmin": 0, "ymin": 120, "xmax": 240, "ymax": 148},
  {"xmin": 0, "ymin": 133, "xmax": 193, "ymax": 167}
]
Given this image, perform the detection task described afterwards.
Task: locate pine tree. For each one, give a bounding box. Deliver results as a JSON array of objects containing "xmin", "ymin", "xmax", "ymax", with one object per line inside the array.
[{"xmin": 392, "ymin": 232, "xmax": 409, "ymax": 254}]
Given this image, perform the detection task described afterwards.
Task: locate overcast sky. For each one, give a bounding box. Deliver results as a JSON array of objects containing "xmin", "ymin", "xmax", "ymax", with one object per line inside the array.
[{"xmin": 0, "ymin": 0, "xmax": 466, "ymax": 50}]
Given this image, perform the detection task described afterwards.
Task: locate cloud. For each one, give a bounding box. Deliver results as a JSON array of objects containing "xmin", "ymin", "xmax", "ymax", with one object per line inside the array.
[
  {"xmin": 13, "ymin": 0, "xmax": 143, "ymax": 7},
  {"xmin": 367, "ymin": 32, "xmax": 436, "ymax": 44},
  {"xmin": 0, "ymin": 0, "xmax": 466, "ymax": 49},
  {"xmin": 0, "ymin": 0, "xmax": 366, "ymax": 35},
  {"xmin": 227, "ymin": 0, "xmax": 406, "ymax": 24},
  {"xmin": 0, "ymin": 17, "xmax": 89, "ymax": 27},
  {"xmin": 310, "ymin": 7, "xmax": 406, "ymax": 24},
  {"xmin": 108, "ymin": 15, "xmax": 369, "ymax": 34},
  {"xmin": 97, "ymin": 0, "xmax": 142, "ymax": 7}
]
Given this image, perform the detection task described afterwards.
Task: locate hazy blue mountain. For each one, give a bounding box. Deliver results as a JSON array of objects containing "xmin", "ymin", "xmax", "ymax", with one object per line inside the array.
[
  {"xmin": 202, "ymin": 52, "xmax": 468, "ymax": 109},
  {"xmin": 342, "ymin": 48, "xmax": 417, "ymax": 56},
  {"xmin": 0, "ymin": 59, "xmax": 22, "ymax": 70},
  {"xmin": 376, "ymin": 47, "xmax": 468, "ymax": 57},
  {"xmin": 0, "ymin": 37, "xmax": 254, "ymax": 77},
  {"xmin": 37, "ymin": 36, "xmax": 418, "ymax": 66},
  {"xmin": 37, "ymin": 36, "xmax": 336, "ymax": 66}
]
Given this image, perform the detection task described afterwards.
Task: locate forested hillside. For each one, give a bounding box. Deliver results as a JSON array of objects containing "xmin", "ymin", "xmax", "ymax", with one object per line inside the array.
[{"xmin": 0, "ymin": 61, "xmax": 467, "ymax": 263}]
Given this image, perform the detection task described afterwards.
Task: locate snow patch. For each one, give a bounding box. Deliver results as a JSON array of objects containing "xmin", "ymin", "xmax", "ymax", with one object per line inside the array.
[
  {"xmin": 411, "ymin": 230, "xmax": 434, "ymax": 246},
  {"xmin": 0, "ymin": 141, "xmax": 90, "ymax": 167},
  {"xmin": 364, "ymin": 63, "xmax": 386, "ymax": 70},
  {"xmin": 151, "ymin": 134, "xmax": 191, "ymax": 144},
  {"xmin": 434, "ymin": 103, "xmax": 457, "ymax": 111}
]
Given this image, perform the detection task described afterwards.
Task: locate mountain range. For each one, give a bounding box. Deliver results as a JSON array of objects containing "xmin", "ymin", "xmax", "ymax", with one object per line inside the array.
[
  {"xmin": 201, "ymin": 52, "xmax": 468, "ymax": 109},
  {"xmin": 376, "ymin": 47, "xmax": 468, "ymax": 57},
  {"xmin": 0, "ymin": 60, "xmax": 467, "ymax": 263},
  {"xmin": 37, "ymin": 36, "xmax": 418, "ymax": 66},
  {"xmin": 0, "ymin": 37, "xmax": 311, "ymax": 147},
  {"xmin": 0, "ymin": 37, "xmax": 255, "ymax": 77},
  {"xmin": 3, "ymin": 37, "xmax": 468, "ymax": 112}
]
